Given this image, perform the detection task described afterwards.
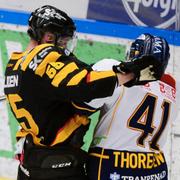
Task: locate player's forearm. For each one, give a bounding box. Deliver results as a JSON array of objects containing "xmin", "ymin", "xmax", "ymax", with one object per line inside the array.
[
  {"xmin": 64, "ymin": 73, "xmax": 117, "ymax": 102},
  {"xmin": 61, "ymin": 71, "xmax": 134, "ymax": 101},
  {"xmin": 116, "ymin": 72, "xmax": 135, "ymax": 86}
]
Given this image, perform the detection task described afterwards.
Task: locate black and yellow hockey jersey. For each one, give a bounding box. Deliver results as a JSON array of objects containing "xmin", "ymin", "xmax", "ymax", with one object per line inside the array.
[{"xmin": 4, "ymin": 44, "xmax": 117, "ymax": 146}]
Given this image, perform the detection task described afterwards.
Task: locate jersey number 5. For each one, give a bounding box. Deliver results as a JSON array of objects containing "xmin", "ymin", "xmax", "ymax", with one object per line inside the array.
[
  {"xmin": 127, "ymin": 93, "xmax": 171, "ymax": 151},
  {"xmin": 7, "ymin": 94, "xmax": 39, "ymax": 135}
]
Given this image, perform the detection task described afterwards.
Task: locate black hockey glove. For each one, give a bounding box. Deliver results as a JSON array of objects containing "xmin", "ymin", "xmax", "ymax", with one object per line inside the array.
[{"xmin": 113, "ymin": 55, "xmax": 162, "ymax": 87}]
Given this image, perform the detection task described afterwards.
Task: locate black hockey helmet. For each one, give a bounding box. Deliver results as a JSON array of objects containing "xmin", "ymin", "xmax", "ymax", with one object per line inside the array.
[{"xmin": 27, "ymin": 5, "xmax": 77, "ymax": 51}]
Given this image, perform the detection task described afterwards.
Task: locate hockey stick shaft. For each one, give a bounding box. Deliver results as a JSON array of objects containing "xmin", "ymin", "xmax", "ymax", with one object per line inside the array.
[{"xmin": 0, "ymin": 95, "xmax": 6, "ymax": 101}]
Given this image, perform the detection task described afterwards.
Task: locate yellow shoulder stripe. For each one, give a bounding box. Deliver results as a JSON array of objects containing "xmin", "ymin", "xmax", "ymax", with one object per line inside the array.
[
  {"xmin": 51, "ymin": 62, "xmax": 78, "ymax": 87},
  {"xmin": 87, "ymin": 71, "xmax": 116, "ymax": 82},
  {"xmin": 10, "ymin": 51, "xmax": 27, "ymax": 60},
  {"xmin": 35, "ymin": 51, "xmax": 61, "ymax": 77},
  {"xmin": 67, "ymin": 69, "xmax": 88, "ymax": 86},
  {"xmin": 13, "ymin": 58, "xmax": 22, "ymax": 70},
  {"xmin": 21, "ymin": 44, "xmax": 53, "ymax": 71}
]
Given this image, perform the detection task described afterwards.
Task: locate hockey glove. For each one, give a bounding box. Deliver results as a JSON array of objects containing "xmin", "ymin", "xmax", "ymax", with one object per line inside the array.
[{"xmin": 113, "ymin": 55, "xmax": 161, "ymax": 87}]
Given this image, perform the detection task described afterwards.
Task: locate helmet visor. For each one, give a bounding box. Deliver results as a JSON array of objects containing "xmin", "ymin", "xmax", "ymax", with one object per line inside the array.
[{"xmin": 56, "ymin": 32, "xmax": 77, "ymax": 53}]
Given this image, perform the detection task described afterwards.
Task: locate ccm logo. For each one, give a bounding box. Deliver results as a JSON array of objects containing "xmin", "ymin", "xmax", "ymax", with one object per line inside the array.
[{"xmin": 52, "ymin": 162, "xmax": 72, "ymax": 168}]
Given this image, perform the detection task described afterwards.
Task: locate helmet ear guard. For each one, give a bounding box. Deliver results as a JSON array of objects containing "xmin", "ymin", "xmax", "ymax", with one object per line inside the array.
[{"xmin": 27, "ymin": 27, "xmax": 38, "ymax": 41}]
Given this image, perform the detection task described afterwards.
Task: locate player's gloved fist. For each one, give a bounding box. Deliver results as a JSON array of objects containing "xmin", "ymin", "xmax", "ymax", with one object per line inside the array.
[{"xmin": 113, "ymin": 55, "xmax": 162, "ymax": 87}]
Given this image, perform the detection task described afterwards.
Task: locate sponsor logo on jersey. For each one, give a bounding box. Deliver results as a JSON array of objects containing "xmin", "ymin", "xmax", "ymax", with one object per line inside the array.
[
  {"xmin": 143, "ymin": 82, "xmax": 176, "ymax": 102},
  {"xmin": 122, "ymin": 0, "xmax": 176, "ymax": 28},
  {"xmin": 109, "ymin": 170, "xmax": 166, "ymax": 179},
  {"xmin": 117, "ymin": 170, "xmax": 166, "ymax": 180},
  {"xmin": 110, "ymin": 172, "xmax": 120, "ymax": 180},
  {"xmin": 159, "ymin": 82, "xmax": 176, "ymax": 101},
  {"xmin": 29, "ymin": 47, "xmax": 52, "ymax": 71}
]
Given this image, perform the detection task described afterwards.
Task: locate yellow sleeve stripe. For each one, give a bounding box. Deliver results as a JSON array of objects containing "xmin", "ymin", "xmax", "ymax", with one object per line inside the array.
[
  {"xmin": 9, "ymin": 52, "xmax": 28, "ymax": 70},
  {"xmin": 72, "ymin": 102, "xmax": 97, "ymax": 112},
  {"xmin": 67, "ymin": 69, "xmax": 88, "ymax": 86},
  {"xmin": 21, "ymin": 44, "xmax": 53, "ymax": 71},
  {"xmin": 6, "ymin": 63, "xmax": 14, "ymax": 68},
  {"xmin": 87, "ymin": 71, "xmax": 116, "ymax": 83},
  {"xmin": 13, "ymin": 58, "xmax": 22, "ymax": 70},
  {"xmin": 35, "ymin": 51, "xmax": 61, "ymax": 77},
  {"xmin": 10, "ymin": 51, "xmax": 27, "ymax": 60},
  {"xmin": 52, "ymin": 62, "xmax": 78, "ymax": 87},
  {"xmin": 51, "ymin": 115, "xmax": 89, "ymax": 146}
]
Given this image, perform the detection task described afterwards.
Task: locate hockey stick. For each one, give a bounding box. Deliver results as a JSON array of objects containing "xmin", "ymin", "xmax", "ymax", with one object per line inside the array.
[{"xmin": 0, "ymin": 95, "xmax": 6, "ymax": 101}]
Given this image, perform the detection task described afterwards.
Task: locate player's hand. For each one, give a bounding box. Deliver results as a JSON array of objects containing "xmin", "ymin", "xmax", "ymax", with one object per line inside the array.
[{"xmin": 113, "ymin": 55, "xmax": 161, "ymax": 87}]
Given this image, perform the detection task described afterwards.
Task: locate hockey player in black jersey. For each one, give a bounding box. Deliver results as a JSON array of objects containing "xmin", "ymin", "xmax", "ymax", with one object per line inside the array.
[{"xmin": 4, "ymin": 5, "xmax": 161, "ymax": 180}]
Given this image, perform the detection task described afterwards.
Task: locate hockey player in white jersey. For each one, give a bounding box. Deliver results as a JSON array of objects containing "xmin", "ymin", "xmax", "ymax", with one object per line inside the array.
[{"xmin": 74, "ymin": 34, "xmax": 177, "ymax": 180}]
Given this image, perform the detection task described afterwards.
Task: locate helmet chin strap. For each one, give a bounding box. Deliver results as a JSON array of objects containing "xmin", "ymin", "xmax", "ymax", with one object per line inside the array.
[{"xmin": 54, "ymin": 33, "xmax": 60, "ymax": 46}]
